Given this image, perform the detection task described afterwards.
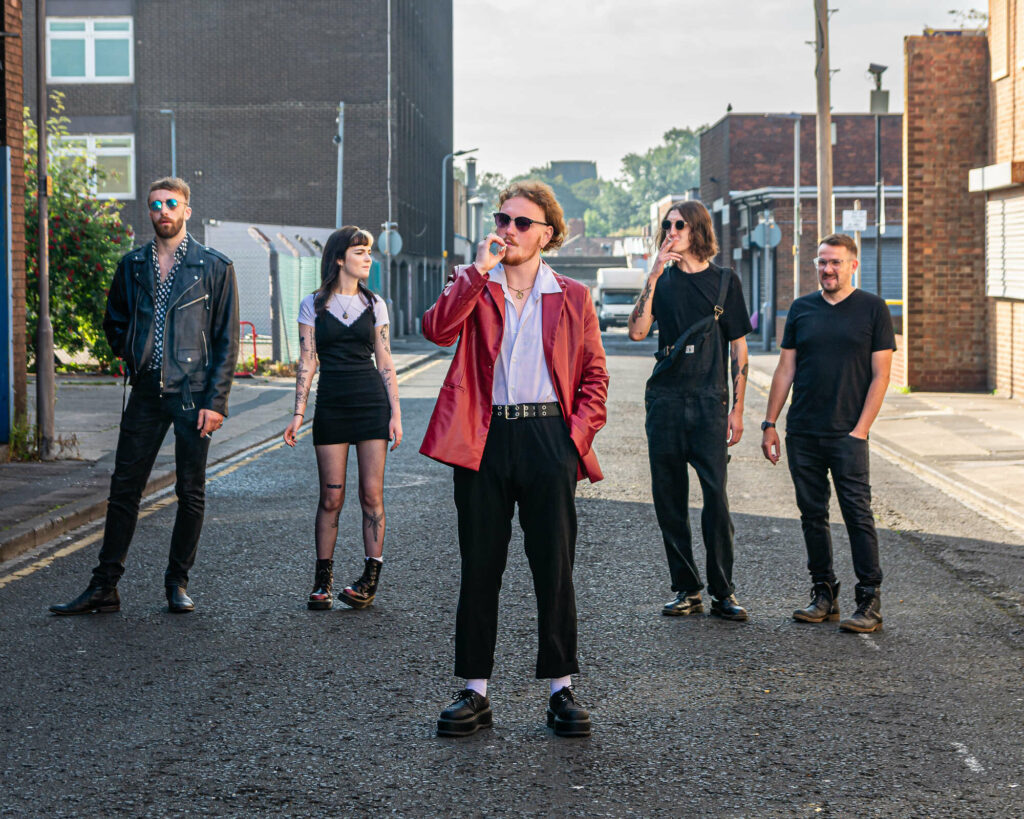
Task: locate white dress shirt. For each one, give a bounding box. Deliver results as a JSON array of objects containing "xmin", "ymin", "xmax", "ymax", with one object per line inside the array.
[{"xmin": 489, "ymin": 261, "xmax": 561, "ymax": 405}]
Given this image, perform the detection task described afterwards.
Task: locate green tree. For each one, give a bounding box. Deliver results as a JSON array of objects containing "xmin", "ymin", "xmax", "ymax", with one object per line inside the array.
[
  {"xmin": 619, "ymin": 126, "xmax": 702, "ymax": 215},
  {"xmin": 24, "ymin": 93, "xmax": 133, "ymax": 370}
]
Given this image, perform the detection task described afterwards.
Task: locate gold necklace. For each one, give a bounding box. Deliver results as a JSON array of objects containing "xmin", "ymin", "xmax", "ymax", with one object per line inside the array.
[{"xmin": 510, "ymin": 284, "xmax": 533, "ymax": 300}]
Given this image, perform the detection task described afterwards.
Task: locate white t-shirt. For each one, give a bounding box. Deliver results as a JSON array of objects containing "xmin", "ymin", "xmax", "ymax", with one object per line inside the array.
[{"xmin": 298, "ymin": 292, "xmax": 389, "ymax": 328}]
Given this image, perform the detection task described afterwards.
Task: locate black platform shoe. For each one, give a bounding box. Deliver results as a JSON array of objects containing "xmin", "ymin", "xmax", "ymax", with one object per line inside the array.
[
  {"xmin": 49, "ymin": 585, "xmax": 120, "ymax": 615},
  {"xmin": 437, "ymin": 689, "xmax": 492, "ymax": 737},
  {"xmin": 338, "ymin": 558, "xmax": 381, "ymax": 609},
  {"xmin": 308, "ymin": 558, "xmax": 334, "ymax": 610},
  {"xmin": 547, "ymin": 687, "xmax": 592, "ymax": 738}
]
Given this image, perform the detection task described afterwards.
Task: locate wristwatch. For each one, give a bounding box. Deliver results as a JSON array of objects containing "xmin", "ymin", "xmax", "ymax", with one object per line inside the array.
[{"xmin": 761, "ymin": 420, "xmax": 776, "ymax": 431}]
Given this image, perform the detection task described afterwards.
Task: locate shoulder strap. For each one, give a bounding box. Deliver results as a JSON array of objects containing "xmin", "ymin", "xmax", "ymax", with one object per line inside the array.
[
  {"xmin": 712, "ymin": 267, "xmax": 731, "ymax": 321},
  {"xmin": 654, "ymin": 267, "xmax": 732, "ymax": 362}
]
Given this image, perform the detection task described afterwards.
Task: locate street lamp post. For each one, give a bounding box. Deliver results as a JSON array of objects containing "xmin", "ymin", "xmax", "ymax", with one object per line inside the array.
[
  {"xmin": 158, "ymin": 109, "xmax": 176, "ymax": 177},
  {"xmin": 440, "ymin": 148, "xmax": 477, "ymax": 265},
  {"xmin": 868, "ymin": 63, "xmax": 889, "ymax": 298},
  {"xmin": 36, "ymin": 0, "xmax": 55, "ymax": 459}
]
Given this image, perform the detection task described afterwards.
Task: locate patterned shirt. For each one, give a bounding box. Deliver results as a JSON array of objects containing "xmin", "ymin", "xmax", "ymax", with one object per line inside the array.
[{"xmin": 147, "ymin": 235, "xmax": 189, "ymax": 371}]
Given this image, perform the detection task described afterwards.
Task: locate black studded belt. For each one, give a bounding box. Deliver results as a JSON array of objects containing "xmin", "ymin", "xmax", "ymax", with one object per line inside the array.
[{"xmin": 492, "ymin": 402, "xmax": 561, "ymax": 420}]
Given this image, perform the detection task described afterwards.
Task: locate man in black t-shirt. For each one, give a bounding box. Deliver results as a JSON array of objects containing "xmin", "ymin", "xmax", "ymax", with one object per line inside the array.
[
  {"xmin": 761, "ymin": 233, "xmax": 895, "ymax": 634},
  {"xmin": 629, "ymin": 201, "xmax": 753, "ymax": 621}
]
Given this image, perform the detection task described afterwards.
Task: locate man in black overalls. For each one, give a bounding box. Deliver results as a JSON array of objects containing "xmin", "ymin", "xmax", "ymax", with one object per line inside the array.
[{"xmin": 628, "ymin": 200, "xmax": 752, "ymax": 620}]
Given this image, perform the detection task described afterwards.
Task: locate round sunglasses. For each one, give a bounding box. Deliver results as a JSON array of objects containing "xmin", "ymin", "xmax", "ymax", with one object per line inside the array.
[
  {"xmin": 661, "ymin": 219, "xmax": 687, "ymax": 232},
  {"xmin": 149, "ymin": 198, "xmax": 184, "ymax": 212}
]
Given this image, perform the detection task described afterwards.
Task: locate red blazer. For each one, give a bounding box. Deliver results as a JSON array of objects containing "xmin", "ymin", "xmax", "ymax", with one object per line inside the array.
[{"xmin": 420, "ymin": 262, "xmax": 609, "ymax": 482}]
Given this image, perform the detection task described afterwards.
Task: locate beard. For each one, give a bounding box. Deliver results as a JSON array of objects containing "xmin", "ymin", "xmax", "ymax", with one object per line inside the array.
[
  {"xmin": 153, "ymin": 212, "xmax": 185, "ymax": 239},
  {"xmin": 501, "ymin": 243, "xmax": 532, "ymax": 266}
]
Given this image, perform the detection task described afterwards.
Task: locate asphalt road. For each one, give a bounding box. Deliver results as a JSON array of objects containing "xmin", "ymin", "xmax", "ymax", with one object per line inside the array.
[{"xmin": 2, "ymin": 331, "xmax": 1022, "ymax": 817}]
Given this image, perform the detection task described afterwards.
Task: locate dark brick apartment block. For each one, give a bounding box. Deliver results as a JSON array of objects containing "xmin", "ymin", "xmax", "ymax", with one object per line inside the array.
[{"xmin": 23, "ymin": 0, "xmax": 452, "ymax": 335}]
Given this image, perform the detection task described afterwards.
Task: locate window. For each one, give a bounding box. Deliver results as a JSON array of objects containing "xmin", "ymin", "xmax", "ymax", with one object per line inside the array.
[
  {"xmin": 47, "ymin": 17, "xmax": 133, "ymax": 83},
  {"xmin": 992, "ymin": 0, "xmax": 1009, "ymax": 80},
  {"xmin": 56, "ymin": 134, "xmax": 135, "ymax": 199}
]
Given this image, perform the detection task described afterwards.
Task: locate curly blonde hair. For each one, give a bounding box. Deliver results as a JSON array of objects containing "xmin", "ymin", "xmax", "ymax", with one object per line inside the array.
[{"xmin": 499, "ymin": 180, "xmax": 567, "ymax": 251}]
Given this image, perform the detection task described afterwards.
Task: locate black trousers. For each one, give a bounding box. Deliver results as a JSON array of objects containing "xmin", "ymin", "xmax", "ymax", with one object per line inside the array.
[
  {"xmin": 452, "ymin": 414, "xmax": 580, "ymax": 680},
  {"xmin": 646, "ymin": 392, "xmax": 735, "ymax": 599},
  {"xmin": 785, "ymin": 433, "xmax": 883, "ymax": 589},
  {"xmin": 91, "ymin": 371, "xmax": 212, "ymax": 589}
]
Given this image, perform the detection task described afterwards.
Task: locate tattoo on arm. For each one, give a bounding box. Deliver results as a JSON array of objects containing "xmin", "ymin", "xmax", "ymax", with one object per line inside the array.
[
  {"xmin": 379, "ymin": 324, "xmax": 391, "ymax": 354},
  {"xmin": 362, "ymin": 508, "xmax": 384, "ymax": 542},
  {"xmin": 631, "ymin": 282, "xmax": 652, "ymax": 322},
  {"xmin": 730, "ymin": 351, "xmax": 749, "ymax": 409}
]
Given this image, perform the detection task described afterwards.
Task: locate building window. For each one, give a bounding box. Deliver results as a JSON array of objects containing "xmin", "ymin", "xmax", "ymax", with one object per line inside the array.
[
  {"xmin": 991, "ymin": 0, "xmax": 1009, "ymax": 79},
  {"xmin": 47, "ymin": 17, "xmax": 133, "ymax": 83},
  {"xmin": 56, "ymin": 134, "xmax": 135, "ymax": 199}
]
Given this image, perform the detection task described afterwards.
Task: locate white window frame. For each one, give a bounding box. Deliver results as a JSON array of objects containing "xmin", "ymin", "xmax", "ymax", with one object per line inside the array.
[
  {"xmin": 56, "ymin": 134, "xmax": 136, "ymax": 200},
  {"xmin": 46, "ymin": 16, "xmax": 134, "ymax": 84}
]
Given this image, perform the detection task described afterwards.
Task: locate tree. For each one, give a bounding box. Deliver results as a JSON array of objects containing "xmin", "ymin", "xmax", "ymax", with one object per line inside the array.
[
  {"xmin": 24, "ymin": 93, "xmax": 133, "ymax": 370},
  {"xmin": 619, "ymin": 126, "xmax": 702, "ymax": 216}
]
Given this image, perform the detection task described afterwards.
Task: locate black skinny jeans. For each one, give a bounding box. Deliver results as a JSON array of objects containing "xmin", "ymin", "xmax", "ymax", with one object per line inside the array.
[
  {"xmin": 91, "ymin": 371, "xmax": 212, "ymax": 589},
  {"xmin": 452, "ymin": 414, "xmax": 580, "ymax": 680},
  {"xmin": 646, "ymin": 391, "xmax": 735, "ymax": 599},
  {"xmin": 785, "ymin": 433, "xmax": 883, "ymax": 589}
]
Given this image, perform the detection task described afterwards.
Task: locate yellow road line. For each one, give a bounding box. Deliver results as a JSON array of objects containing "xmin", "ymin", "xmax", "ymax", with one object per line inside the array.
[{"xmin": 0, "ymin": 357, "xmax": 441, "ymax": 589}]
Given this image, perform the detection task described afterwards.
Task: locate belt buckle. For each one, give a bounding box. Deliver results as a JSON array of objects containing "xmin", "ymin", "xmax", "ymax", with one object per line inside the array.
[{"xmin": 505, "ymin": 404, "xmax": 521, "ymax": 420}]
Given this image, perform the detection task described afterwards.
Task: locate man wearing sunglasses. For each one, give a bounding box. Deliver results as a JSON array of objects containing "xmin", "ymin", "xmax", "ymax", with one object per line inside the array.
[
  {"xmin": 421, "ymin": 181, "xmax": 608, "ymax": 738},
  {"xmin": 50, "ymin": 177, "xmax": 239, "ymax": 616},
  {"xmin": 760, "ymin": 233, "xmax": 895, "ymax": 633}
]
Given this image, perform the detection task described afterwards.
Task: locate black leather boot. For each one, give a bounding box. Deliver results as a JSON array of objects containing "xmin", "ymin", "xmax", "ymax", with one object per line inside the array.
[
  {"xmin": 710, "ymin": 594, "xmax": 749, "ymax": 621},
  {"xmin": 839, "ymin": 586, "xmax": 882, "ymax": 633},
  {"xmin": 308, "ymin": 559, "xmax": 334, "ymax": 610},
  {"xmin": 166, "ymin": 586, "xmax": 195, "ymax": 613},
  {"xmin": 49, "ymin": 585, "xmax": 120, "ymax": 615},
  {"xmin": 662, "ymin": 591, "xmax": 704, "ymax": 616},
  {"xmin": 338, "ymin": 558, "xmax": 381, "ymax": 609},
  {"xmin": 793, "ymin": 581, "xmax": 840, "ymax": 623},
  {"xmin": 547, "ymin": 687, "xmax": 592, "ymax": 738},
  {"xmin": 437, "ymin": 689, "xmax": 492, "ymax": 737}
]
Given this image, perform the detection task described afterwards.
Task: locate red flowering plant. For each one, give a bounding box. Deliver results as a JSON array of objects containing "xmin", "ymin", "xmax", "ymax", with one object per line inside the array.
[{"xmin": 24, "ymin": 93, "xmax": 134, "ymax": 372}]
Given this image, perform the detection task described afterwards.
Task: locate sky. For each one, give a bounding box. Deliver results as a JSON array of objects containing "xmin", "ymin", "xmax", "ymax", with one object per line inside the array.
[{"xmin": 453, "ymin": 0, "xmax": 978, "ymax": 181}]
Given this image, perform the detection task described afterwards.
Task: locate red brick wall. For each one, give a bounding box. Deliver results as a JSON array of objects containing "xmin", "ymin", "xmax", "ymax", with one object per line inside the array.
[
  {"xmin": 987, "ymin": 1, "xmax": 1024, "ymax": 400},
  {"xmin": 902, "ymin": 32, "xmax": 989, "ymax": 391},
  {"xmin": 3, "ymin": 0, "xmax": 25, "ymax": 420}
]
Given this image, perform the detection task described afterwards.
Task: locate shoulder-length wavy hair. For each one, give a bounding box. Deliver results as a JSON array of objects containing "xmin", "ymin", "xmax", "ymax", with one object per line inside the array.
[
  {"xmin": 655, "ymin": 200, "xmax": 719, "ymax": 263},
  {"xmin": 314, "ymin": 226, "xmax": 376, "ymax": 315}
]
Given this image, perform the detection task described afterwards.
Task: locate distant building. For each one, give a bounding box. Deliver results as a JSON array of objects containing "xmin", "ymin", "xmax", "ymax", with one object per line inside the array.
[
  {"xmin": 22, "ymin": 0, "xmax": 454, "ymax": 335},
  {"xmin": 548, "ymin": 160, "xmax": 597, "ymax": 186},
  {"xmin": 700, "ymin": 113, "xmax": 903, "ymax": 344}
]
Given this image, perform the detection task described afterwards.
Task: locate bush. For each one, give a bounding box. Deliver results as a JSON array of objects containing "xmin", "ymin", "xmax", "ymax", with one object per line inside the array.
[{"xmin": 24, "ymin": 93, "xmax": 134, "ymax": 372}]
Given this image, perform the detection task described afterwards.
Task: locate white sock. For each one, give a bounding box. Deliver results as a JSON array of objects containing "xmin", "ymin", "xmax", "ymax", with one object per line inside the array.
[
  {"xmin": 367, "ymin": 556, "xmax": 382, "ymax": 563},
  {"xmin": 550, "ymin": 675, "xmax": 572, "ymax": 696},
  {"xmin": 465, "ymin": 678, "xmax": 487, "ymax": 697}
]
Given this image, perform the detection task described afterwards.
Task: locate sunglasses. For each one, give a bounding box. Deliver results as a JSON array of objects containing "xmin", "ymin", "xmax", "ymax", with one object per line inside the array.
[
  {"xmin": 661, "ymin": 219, "xmax": 687, "ymax": 232},
  {"xmin": 493, "ymin": 212, "xmax": 550, "ymax": 232},
  {"xmin": 149, "ymin": 198, "xmax": 183, "ymax": 212}
]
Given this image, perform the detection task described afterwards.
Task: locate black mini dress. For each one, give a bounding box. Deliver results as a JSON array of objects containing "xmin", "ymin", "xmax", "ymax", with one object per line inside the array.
[{"xmin": 312, "ymin": 305, "xmax": 391, "ymax": 445}]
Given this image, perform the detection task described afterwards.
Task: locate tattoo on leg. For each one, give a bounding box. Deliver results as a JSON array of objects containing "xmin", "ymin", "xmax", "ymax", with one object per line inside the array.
[
  {"xmin": 331, "ymin": 509, "xmax": 340, "ymax": 529},
  {"xmin": 326, "ymin": 483, "xmax": 343, "ymax": 489},
  {"xmin": 362, "ymin": 508, "xmax": 384, "ymax": 542}
]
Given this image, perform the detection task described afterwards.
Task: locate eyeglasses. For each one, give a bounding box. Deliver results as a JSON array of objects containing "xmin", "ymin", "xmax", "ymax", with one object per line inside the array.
[
  {"xmin": 813, "ymin": 257, "xmax": 851, "ymax": 269},
  {"xmin": 661, "ymin": 219, "xmax": 687, "ymax": 232},
  {"xmin": 149, "ymin": 198, "xmax": 183, "ymax": 212},
  {"xmin": 493, "ymin": 212, "xmax": 550, "ymax": 232}
]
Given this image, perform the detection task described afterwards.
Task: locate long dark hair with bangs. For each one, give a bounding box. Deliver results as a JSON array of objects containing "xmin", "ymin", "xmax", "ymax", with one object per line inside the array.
[
  {"xmin": 314, "ymin": 226, "xmax": 377, "ymax": 315},
  {"xmin": 654, "ymin": 200, "xmax": 719, "ymax": 263}
]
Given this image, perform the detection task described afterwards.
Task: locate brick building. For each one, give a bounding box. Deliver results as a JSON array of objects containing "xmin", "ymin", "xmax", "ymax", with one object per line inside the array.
[
  {"xmin": 966, "ymin": 3, "xmax": 1024, "ymax": 398},
  {"xmin": 1, "ymin": 0, "xmax": 25, "ymax": 446},
  {"xmin": 22, "ymin": 0, "xmax": 453, "ymax": 335},
  {"xmin": 699, "ymin": 113, "xmax": 903, "ymax": 345}
]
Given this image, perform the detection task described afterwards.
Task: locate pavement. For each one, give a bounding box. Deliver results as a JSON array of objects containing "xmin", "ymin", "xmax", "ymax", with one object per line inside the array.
[
  {"xmin": 3, "ymin": 336, "xmax": 1024, "ymax": 565},
  {"xmin": 0, "ymin": 336, "xmax": 449, "ymax": 562}
]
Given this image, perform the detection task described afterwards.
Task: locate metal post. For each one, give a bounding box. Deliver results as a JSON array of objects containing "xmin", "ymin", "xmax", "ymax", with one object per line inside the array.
[
  {"xmin": 35, "ymin": 0, "xmax": 55, "ymax": 459},
  {"xmin": 793, "ymin": 115, "xmax": 802, "ymax": 301},
  {"xmin": 335, "ymin": 102, "xmax": 344, "ymax": 228},
  {"xmin": 441, "ymin": 148, "xmax": 478, "ymax": 265},
  {"xmin": 762, "ymin": 214, "xmax": 774, "ymax": 352},
  {"xmin": 384, "ymin": 0, "xmax": 394, "ymax": 328},
  {"xmin": 853, "ymin": 198, "xmax": 862, "ymax": 287},
  {"xmin": 814, "ymin": 0, "xmax": 834, "ymax": 237},
  {"xmin": 159, "ymin": 109, "xmax": 176, "ymax": 177},
  {"xmin": 875, "ymin": 114, "xmax": 883, "ymax": 296}
]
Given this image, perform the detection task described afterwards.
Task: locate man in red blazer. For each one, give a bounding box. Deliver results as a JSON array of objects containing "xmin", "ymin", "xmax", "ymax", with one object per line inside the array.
[{"xmin": 421, "ymin": 181, "xmax": 608, "ymax": 738}]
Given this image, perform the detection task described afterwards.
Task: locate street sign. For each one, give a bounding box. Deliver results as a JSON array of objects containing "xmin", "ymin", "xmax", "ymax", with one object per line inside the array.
[
  {"xmin": 377, "ymin": 228, "xmax": 403, "ymax": 256},
  {"xmin": 750, "ymin": 222, "xmax": 782, "ymax": 248},
  {"xmin": 842, "ymin": 209, "xmax": 868, "ymax": 232}
]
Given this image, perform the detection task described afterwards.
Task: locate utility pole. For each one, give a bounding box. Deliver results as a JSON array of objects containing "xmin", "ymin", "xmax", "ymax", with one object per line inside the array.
[
  {"xmin": 35, "ymin": 0, "xmax": 55, "ymax": 459},
  {"xmin": 868, "ymin": 63, "xmax": 889, "ymax": 298},
  {"xmin": 814, "ymin": 0, "xmax": 834, "ymax": 238}
]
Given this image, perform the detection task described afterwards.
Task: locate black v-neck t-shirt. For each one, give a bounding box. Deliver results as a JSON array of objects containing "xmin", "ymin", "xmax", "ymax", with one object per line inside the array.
[
  {"xmin": 651, "ymin": 262, "xmax": 752, "ymax": 361},
  {"xmin": 781, "ymin": 289, "xmax": 896, "ymax": 436}
]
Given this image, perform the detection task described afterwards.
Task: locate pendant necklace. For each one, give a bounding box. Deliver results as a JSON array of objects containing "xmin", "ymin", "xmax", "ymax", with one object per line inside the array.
[
  {"xmin": 335, "ymin": 292, "xmax": 358, "ymax": 319},
  {"xmin": 510, "ymin": 285, "xmax": 532, "ymax": 300}
]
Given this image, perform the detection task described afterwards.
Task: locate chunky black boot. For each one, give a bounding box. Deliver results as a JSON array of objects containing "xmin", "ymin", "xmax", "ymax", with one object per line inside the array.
[
  {"xmin": 437, "ymin": 689, "xmax": 492, "ymax": 737},
  {"xmin": 308, "ymin": 558, "xmax": 334, "ymax": 610},
  {"xmin": 839, "ymin": 586, "xmax": 882, "ymax": 633},
  {"xmin": 710, "ymin": 594, "xmax": 749, "ymax": 621},
  {"xmin": 338, "ymin": 558, "xmax": 381, "ymax": 609},
  {"xmin": 793, "ymin": 581, "xmax": 840, "ymax": 623},
  {"xmin": 547, "ymin": 687, "xmax": 592, "ymax": 738},
  {"xmin": 662, "ymin": 591, "xmax": 704, "ymax": 616}
]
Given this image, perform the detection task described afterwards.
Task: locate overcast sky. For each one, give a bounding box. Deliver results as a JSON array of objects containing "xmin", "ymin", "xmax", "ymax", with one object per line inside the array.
[{"xmin": 453, "ymin": 0, "xmax": 978, "ymax": 180}]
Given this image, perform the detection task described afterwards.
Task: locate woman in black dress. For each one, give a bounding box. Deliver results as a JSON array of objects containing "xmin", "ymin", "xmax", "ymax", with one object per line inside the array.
[{"xmin": 283, "ymin": 226, "xmax": 402, "ymax": 609}]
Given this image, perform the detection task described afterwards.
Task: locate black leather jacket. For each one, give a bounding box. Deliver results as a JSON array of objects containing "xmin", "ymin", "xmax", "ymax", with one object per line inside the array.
[{"xmin": 103, "ymin": 233, "xmax": 240, "ymax": 416}]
